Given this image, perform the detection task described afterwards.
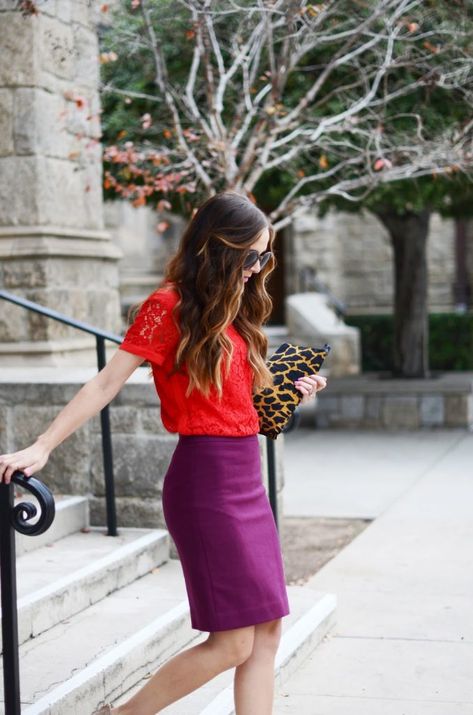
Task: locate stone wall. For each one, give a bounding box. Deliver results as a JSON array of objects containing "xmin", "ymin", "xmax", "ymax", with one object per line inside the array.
[
  {"xmin": 0, "ymin": 367, "xmax": 285, "ymax": 533},
  {"xmin": 314, "ymin": 373, "xmax": 473, "ymax": 429},
  {"xmin": 290, "ymin": 209, "xmax": 460, "ymax": 315}
]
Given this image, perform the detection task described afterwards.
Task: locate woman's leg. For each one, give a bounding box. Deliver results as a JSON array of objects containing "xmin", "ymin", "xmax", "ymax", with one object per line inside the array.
[
  {"xmin": 114, "ymin": 625, "xmax": 255, "ymax": 715},
  {"xmin": 233, "ymin": 618, "xmax": 283, "ymax": 715}
]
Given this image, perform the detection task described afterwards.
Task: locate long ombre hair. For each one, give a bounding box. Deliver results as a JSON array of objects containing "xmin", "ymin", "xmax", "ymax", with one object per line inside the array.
[{"xmin": 152, "ymin": 190, "xmax": 277, "ymax": 399}]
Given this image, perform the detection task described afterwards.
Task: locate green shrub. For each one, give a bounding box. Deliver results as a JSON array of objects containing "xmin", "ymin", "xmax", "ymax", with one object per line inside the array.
[{"xmin": 345, "ymin": 313, "xmax": 473, "ymax": 372}]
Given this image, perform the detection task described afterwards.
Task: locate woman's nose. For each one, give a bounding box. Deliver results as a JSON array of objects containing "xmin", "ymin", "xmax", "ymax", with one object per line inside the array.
[{"xmin": 251, "ymin": 259, "xmax": 262, "ymax": 273}]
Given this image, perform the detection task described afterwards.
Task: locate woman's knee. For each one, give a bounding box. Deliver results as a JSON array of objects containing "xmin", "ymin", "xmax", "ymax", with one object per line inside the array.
[
  {"xmin": 206, "ymin": 625, "xmax": 255, "ymax": 667},
  {"xmin": 254, "ymin": 618, "xmax": 283, "ymax": 655}
]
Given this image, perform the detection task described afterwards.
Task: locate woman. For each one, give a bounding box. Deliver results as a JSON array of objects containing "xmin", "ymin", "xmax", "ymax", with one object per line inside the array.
[{"xmin": 0, "ymin": 190, "xmax": 327, "ymax": 715}]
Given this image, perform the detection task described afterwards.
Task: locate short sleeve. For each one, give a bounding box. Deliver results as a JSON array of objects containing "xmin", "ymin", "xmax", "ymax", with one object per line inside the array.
[{"xmin": 119, "ymin": 289, "xmax": 179, "ymax": 366}]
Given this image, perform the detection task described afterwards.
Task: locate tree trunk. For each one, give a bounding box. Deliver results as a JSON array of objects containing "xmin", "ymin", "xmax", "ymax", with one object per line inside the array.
[
  {"xmin": 453, "ymin": 218, "xmax": 470, "ymax": 310},
  {"xmin": 376, "ymin": 210, "xmax": 431, "ymax": 378}
]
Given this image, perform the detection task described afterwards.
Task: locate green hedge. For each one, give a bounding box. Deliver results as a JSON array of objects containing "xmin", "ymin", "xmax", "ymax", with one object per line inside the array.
[{"xmin": 345, "ymin": 313, "xmax": 473, "ymax": 372}]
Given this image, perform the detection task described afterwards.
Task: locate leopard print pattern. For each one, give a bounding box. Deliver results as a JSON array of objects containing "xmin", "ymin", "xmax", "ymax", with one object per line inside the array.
[{"xmin": 253, "ymin": 342, "xmax": 330, "ymax": 440}]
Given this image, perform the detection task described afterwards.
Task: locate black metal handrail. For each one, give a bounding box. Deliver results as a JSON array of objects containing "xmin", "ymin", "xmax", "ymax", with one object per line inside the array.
[
  {"xmin": 0, "ymin": 288, "xmax": 122, "ymax": 538},
  {"xmin": 0, "ymin": 290, "xmax": 122, "ymax": 344},
  {"xmin": 268, "ymin": 409, "xmax": 300, "ymax": 530},
  {"xmin": 0, "ymin": 471, "xmax": 55, "ymax": 715}
]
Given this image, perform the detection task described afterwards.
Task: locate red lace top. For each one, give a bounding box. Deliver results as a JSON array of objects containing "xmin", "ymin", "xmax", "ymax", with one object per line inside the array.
[{"xmin": 119, "ymin": 283, "xmax": 261, "ymax": 436}]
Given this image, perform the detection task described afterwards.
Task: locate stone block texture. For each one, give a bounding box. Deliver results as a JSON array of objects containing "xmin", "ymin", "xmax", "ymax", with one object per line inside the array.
[
  {"xmin": 0, "ymin": 3, "xmax": 103, "ymax": 230},
  {"xmin": 0, "ymin": 88, "xmax": 14, "ymax": 156},
  {"xmin": 314, "ymin": 374, "xmax": 473, "ymax": 430},
  {"xmin": 420, "ymin": 395, "xmax": 445, "ymax": 427},
  {"xmin": 0, "ymin": 12, "xmax": 38, "ymax": 86}
]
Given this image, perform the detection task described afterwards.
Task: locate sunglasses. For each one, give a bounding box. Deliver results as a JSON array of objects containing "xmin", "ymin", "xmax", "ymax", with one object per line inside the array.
[{"xmin": 243, "ymin": 249, "xmax": 273, "ymax": 270}]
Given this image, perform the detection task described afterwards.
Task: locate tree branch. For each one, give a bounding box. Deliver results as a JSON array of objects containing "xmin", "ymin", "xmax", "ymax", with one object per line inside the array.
[{"xmin": 140, "ymin": 0, "xmax": 213, "ymax": 189}]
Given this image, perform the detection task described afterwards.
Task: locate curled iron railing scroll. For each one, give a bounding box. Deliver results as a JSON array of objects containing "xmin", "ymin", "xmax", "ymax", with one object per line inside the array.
[{"xmin": 11, "ymin": 471, "xmax": 56, "ymax": 535}]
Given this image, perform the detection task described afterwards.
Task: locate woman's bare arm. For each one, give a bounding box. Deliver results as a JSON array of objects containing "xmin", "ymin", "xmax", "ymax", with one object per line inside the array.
[{"xmin": 0, "ymin": 349, "xmax": 144, "ymax": 483}]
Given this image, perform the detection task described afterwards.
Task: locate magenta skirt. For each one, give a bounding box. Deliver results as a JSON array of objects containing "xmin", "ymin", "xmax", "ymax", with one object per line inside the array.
[{"xmin": 162, "ymin": 434, "xmax": 290, "ymax": 632}]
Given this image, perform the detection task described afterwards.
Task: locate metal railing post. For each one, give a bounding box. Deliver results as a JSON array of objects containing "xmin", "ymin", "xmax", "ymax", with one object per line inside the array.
[
  {"xmin": 266, "ymin": 408, "xmax": 302, "ymax": 532},
  {"xmin": 0, "ymin": 483, "xmax": 21, "ymax": 715},
  {"xmin": 0, "ymin": 473, "xmax": 55, "ymax": 715},
  {"xmin": 96, "ymin": 336, "xmax": 118, "ymax": 537},
  {"xmin": 265, "ymin": 436, "xmax": 279, "ymax": 531}
]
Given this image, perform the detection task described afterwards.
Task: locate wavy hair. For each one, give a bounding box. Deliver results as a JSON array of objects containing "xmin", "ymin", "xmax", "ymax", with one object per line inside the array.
[{"xmin": 152, "ymin": 190, "xmax": 277, "ymax": 399}]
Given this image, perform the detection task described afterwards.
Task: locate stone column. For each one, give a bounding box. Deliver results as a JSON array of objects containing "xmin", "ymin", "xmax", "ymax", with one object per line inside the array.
[{"xmin": 0, "ymin": 0, "xmax": 121, "ymax": 366}]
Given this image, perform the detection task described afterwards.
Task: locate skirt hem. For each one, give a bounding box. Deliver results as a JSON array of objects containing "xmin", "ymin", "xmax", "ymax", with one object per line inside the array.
[{"xmin": 191, "ymin": 603, "xmax": 291, "ymax": 633}]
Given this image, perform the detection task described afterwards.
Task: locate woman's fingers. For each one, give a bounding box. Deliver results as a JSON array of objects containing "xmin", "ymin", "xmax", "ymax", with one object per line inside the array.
[
  {"xmin": 294, "ymin": 374, "xmax": 327, "ymax": 394},
  {"xmin": 0, "ymin": 444, "xmax": 50, "ymax": 484},
  {"xmin": 294, "ymin": 374, "xmax": 327, "ymax": 405},
  {"xmin": 0, "ymin": 459, "xmax": 21, "ymax": 484}
]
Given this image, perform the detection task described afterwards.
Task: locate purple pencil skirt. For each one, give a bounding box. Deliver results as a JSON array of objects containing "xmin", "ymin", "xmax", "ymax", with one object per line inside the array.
[{"xmin": 162, "ymin": 433, "xmax": 290, "ymax": 632}]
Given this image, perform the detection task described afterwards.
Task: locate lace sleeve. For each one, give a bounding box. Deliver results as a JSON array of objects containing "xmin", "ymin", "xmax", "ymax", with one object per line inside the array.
[{"xmin": 119, "ymin": 290, "xmax": 179, "ymax": 366}]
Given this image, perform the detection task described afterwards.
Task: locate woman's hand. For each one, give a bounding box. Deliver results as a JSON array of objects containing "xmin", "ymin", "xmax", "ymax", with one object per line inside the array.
[
  {"xmin": 0, "ymin": 439, "xmax": 51, "ymax": 484},
  {"xmin": 294, "ymin": 374, "xmax": 327, "ymax": 405}
]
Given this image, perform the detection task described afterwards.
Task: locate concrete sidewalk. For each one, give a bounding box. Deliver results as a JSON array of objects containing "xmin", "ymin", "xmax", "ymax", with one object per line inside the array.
[{"xmin": 276, "ymin": 427, "xmax": 473, "ymax": 714}]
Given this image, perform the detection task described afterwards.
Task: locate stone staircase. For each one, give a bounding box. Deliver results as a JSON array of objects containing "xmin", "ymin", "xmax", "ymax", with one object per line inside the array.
[{"xmin": 1, "ymin": 494, "xmax": 336, "ymax": 715}]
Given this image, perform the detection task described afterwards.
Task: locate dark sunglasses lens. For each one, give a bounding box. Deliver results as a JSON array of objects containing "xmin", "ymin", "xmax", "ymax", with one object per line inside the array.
[
  {"xmin": 243, "ymin": 251, "xmax": 271, "ymax": 269},
  {"xmin": 243, "ymin": 250, "xmax": 258, "ymax": 269},
  {"xmin": 260, "ymin": 252, "xmax": 271, "ymax": 268}
]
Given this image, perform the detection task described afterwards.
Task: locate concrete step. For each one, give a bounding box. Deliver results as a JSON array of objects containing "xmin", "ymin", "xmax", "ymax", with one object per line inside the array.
[
  {"xmin": 111, "ymin": 585, "xmax": 337, "ymax": 714},
  {"xmin": 15, "ymin": 494, "xmax": 89, "ymax": 556},
  {"xmin": 9, "ymin": 559, "xmax": 198, "ymax": 715},
  {"xmin": 1, "ymin": 527, "xmax": 169, "ymax": 648}
]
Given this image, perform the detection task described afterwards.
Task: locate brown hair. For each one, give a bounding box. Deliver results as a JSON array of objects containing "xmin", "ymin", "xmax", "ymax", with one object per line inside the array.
[{"xmin": 151, "ymin": 190, "xmax": 277, "ymax": 399}]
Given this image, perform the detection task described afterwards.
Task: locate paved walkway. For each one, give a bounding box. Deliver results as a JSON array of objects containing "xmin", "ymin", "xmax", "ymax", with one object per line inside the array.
[{"xmin": 276, "ymin": 425, "xmax": 473, "ymax": 714}]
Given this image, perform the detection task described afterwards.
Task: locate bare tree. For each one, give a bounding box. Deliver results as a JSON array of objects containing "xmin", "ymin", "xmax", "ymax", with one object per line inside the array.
[{"xmin": 100, "ymin": 0, "xmax": 473, "ymax": 230}]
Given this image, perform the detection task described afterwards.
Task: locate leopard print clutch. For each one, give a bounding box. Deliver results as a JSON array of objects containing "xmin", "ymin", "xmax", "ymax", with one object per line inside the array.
[{"xmin": 253, "ymin": 342, "xmax": 331, "ymax": 440}]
